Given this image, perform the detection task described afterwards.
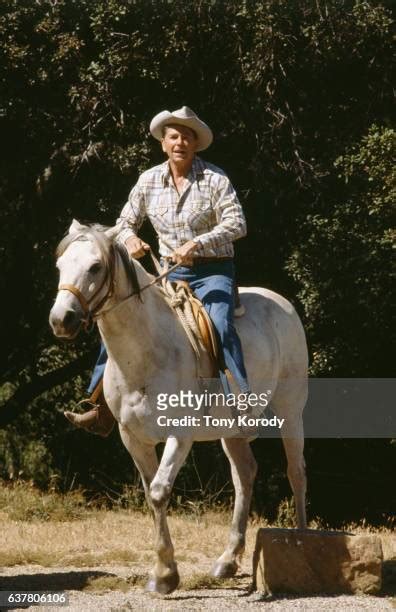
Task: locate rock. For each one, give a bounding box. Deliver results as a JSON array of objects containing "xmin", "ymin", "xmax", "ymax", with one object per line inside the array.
[{"xmin": 253, "ymin": 528, "xmax": 383, "ymax": 595}]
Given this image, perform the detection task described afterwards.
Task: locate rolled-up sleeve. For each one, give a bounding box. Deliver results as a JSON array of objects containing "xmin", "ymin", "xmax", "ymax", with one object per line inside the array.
[
  {"xmin": 194, "ymin": 175, "xmax": 247, "ymax": 250},
  {"xmin": 115, "ymin": 182, "xmax": 146, "ymax": 246}
]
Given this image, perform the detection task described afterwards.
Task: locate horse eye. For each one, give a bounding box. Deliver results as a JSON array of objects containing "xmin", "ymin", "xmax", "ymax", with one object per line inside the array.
[{"xmin": 89, "ymin": 263, "xmax": 102, "ymax": 275}]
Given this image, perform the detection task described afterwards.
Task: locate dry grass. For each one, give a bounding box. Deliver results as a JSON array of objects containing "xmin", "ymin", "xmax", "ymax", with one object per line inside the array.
[
  {"xmin": 0, "ymin": 509, "xmax": 252, "ymax": 569},
  {"xmin": 181, "ymin": 573, "xmax": 236, "ymax": 590},
  {"xmin": 0, "ymin": 510, "xmax": 148, "ymax": 567},
  {"xmin": 1, "ymin": 508, "xmax": 395, "ymax": 579},
  {"xmin": 83, "ymin": 574, "xmax": 147, "ymax": 592},
  {"xmin": 0, "ymin": 480, "xmax": 87, "ymax": 522}
]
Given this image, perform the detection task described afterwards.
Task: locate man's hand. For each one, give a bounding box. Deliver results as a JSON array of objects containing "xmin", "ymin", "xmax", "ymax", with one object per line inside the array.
[
  {"xmin": 171, "ymin": 240, "xmax": 200, "ymax": 266},
  {"xmin": 125, "ymin": 236, "xmax": 150, "ymax": 259}
]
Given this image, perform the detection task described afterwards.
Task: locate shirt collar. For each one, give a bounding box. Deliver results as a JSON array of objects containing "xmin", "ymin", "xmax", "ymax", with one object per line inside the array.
[
  {"xmin": 190, "ymin": 156, "xmax": 205, "ymax": 179},
  {"xmin": 160, "ymin": 156, "xmax": 204, "ymax": 187},
  {"xmin": 160, "ymin": 161, "xmax": 171, "ymax": 187}
]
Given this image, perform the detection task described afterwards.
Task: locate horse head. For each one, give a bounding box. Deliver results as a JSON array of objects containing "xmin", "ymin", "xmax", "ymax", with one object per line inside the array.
[{"xmin": 49, "ymin": 220, "xmax": 139, "ymax": 339}]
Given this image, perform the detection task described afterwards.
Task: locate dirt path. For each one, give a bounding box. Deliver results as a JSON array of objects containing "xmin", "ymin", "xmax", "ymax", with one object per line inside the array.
[
  {"xmin": 1, "ymin": 511, "xmax": 395, "ymax": 610},
  {"xmin": 2, "ymin": 557, "xmax": 395, "ymax": 611},
  {"xmin": 0, "ymin": 566, "xmax": 396, "ymax": 612},
  {"xmin": 1, "ymin": 563, "xmax": 394, "ymax": 611}
]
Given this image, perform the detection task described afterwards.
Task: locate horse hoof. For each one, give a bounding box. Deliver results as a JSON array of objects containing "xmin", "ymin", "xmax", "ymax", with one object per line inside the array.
[
  {"xmin": 145, "ymin": 570, "xmax": 180, "ymax": 594},
  {"xmin": 211, "ymin": 560, "xmax": 238, "ymax": 578}
]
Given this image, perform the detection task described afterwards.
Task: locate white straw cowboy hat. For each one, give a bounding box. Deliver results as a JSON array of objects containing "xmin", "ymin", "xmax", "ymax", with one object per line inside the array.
[{"xmin": 150, "ymin": 106, "xmax": 213, "ymax": 152}]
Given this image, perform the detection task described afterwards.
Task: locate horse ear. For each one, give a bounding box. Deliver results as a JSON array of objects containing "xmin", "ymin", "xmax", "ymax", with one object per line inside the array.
[
  {"xmin": 105, "ymin": 223, "xmax": 122, "ymax": 242},
  {"xmin": 69, "ymin": 219, "xmax": 84, "ymax": 235}
]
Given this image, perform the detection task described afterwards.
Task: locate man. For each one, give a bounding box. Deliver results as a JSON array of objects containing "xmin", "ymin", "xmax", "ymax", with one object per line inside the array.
[{"xmin": 66, "ymin": 106, "xmax": 249, "ymax": 435}]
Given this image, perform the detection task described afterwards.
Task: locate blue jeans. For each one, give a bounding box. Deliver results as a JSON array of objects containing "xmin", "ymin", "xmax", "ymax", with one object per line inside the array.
[{"xmin": 88, "ymin": 260, "xmax": 249, "ymax": 394}]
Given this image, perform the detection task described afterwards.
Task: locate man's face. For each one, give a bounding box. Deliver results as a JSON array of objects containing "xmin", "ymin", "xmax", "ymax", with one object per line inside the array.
[{"xmin": 161, "ymin": 125, "xmax": 197, "ymax": 165}]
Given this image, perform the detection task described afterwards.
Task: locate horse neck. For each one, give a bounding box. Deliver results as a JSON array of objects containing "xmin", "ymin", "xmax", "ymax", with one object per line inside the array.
[
  {"xmin": 97, "ymin": 256, "xmax": 179, "ymax": 367},
  {"xmin": 96, "ymin": 255, "xmax": 214, "ymax": 386}
]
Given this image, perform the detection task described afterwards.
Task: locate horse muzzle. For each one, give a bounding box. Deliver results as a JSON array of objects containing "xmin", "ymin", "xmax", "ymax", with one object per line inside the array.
[{"xmin": 49, "ymin": 303, "xmax": 83, "ymax": 339}]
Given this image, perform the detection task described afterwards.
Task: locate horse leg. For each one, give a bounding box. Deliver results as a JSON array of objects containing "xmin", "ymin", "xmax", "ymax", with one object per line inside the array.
[
  {"xmin": 272, "ymin": 385, "xmax": 307, "ymax": 529},
  {"xmin": 212, "ymin": 438, "xmax": 257, "ymax": 578},
  {"xmin": 280, "ymin": 418, "xmax": 307, "ymax": 529},
  {"xmin": 146, "ymin": 436, "xmax": 193, "ymax": 594},
  {"xmin": 118, "ymin": 425, "xmax": 158, "ymax": 507}
]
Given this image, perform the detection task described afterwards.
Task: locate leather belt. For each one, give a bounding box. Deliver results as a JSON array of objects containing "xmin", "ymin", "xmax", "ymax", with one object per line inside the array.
[{"xmin": 164, "ymin": 256, "xmax": 233, "ymax": 267}]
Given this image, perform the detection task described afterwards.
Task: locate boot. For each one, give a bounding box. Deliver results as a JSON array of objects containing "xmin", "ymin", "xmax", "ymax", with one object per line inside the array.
[{"xmin": 64, "ymin": 392, "xmax": 115, "ymax": 437}]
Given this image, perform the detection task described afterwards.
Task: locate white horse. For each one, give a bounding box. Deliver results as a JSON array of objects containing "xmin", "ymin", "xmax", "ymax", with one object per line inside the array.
[{"xmin": 49, "ymin": 221, "xmax": 308, "ymax": 594}]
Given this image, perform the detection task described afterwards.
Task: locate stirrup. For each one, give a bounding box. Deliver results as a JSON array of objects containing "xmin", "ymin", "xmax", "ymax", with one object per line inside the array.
[{"xmin": 64, "ymin": 383, "xmax": 115, "ymax": 437}]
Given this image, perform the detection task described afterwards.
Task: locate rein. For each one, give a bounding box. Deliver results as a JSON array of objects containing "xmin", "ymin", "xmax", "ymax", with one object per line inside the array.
[
  {"xmin": 57, "ymin": 248, "xmax": 179, "ymax": 328},
  {"xmin": 91, "ymin": 253, "xmax": 180, "ymax": 320}
]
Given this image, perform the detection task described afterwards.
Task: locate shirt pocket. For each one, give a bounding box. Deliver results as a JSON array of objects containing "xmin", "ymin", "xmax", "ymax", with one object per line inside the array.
[
  {"xmin": 147, "ymin": 203, "xmax": 169, "ymax": 233},
  {"xmin": 187, "ymin": 199, "xmax": 214, "ymax": 230}
]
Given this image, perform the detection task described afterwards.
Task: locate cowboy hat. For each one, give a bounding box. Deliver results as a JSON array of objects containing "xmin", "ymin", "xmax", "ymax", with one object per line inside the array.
[{"xmin": 150, "ymin": 106, "xmax": 213, "ymax": 152}]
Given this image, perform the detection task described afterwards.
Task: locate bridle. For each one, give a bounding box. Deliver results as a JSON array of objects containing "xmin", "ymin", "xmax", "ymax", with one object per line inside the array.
[
  {"xmin": 57, "ymin": 282, "xmax": 108, "ymax": 331},
  {"xmin": 57, "ymin": 243, "xmax": 116, "ymax": 331},
  {"xmin": 57, "ymin": 247, "xmax": 180, "ymax": 330}
]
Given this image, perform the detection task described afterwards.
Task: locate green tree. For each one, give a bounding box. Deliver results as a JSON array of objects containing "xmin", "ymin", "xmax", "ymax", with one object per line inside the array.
[{"xmin": 286, "ymin": 126, "xmax": 395, "ymax": 375}]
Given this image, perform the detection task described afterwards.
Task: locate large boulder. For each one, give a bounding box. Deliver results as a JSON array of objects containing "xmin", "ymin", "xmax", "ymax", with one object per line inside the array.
[{"xmin": 253, "ymin": 528, "xmax": 383, "ymax": 595}]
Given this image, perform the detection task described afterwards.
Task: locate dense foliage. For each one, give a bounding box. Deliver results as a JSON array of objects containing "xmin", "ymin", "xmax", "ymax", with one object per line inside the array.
[{"xmin": 0, "ymin": 0, "xmax": 394, "ymax": 524}]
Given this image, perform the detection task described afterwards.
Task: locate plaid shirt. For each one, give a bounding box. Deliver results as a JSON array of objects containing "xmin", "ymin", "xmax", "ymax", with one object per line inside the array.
[{"xmin": 116, "ymin": 156, "xmax": 246, "ymax": 258}]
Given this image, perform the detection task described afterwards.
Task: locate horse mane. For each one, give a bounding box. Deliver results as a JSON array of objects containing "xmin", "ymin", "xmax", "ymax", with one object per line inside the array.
[{"xmin": 55, "ymin": 223, "xmax": 141, "ymax": 298}]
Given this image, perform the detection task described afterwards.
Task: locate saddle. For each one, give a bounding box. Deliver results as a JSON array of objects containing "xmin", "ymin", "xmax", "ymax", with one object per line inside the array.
[
  {"xmin": 163, "ymin": 280, "xmax": 244, "ymax": 378},
  {"xmin": 150, "ymin": 252, "xmax": 244, "ymax": 378},
  {"xmin": 168, "ymin": 280, "xmax": 219, "ymax": 376}
]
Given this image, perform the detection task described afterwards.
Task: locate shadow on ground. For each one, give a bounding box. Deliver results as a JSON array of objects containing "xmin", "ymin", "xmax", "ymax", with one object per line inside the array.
[
  {"xmin": 382, "ymin": 559, "xmax": 396, "ymax": 596},
  {"xmin": 0, "ymin": 570, "xmax": 114, "ymax": 592}
]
